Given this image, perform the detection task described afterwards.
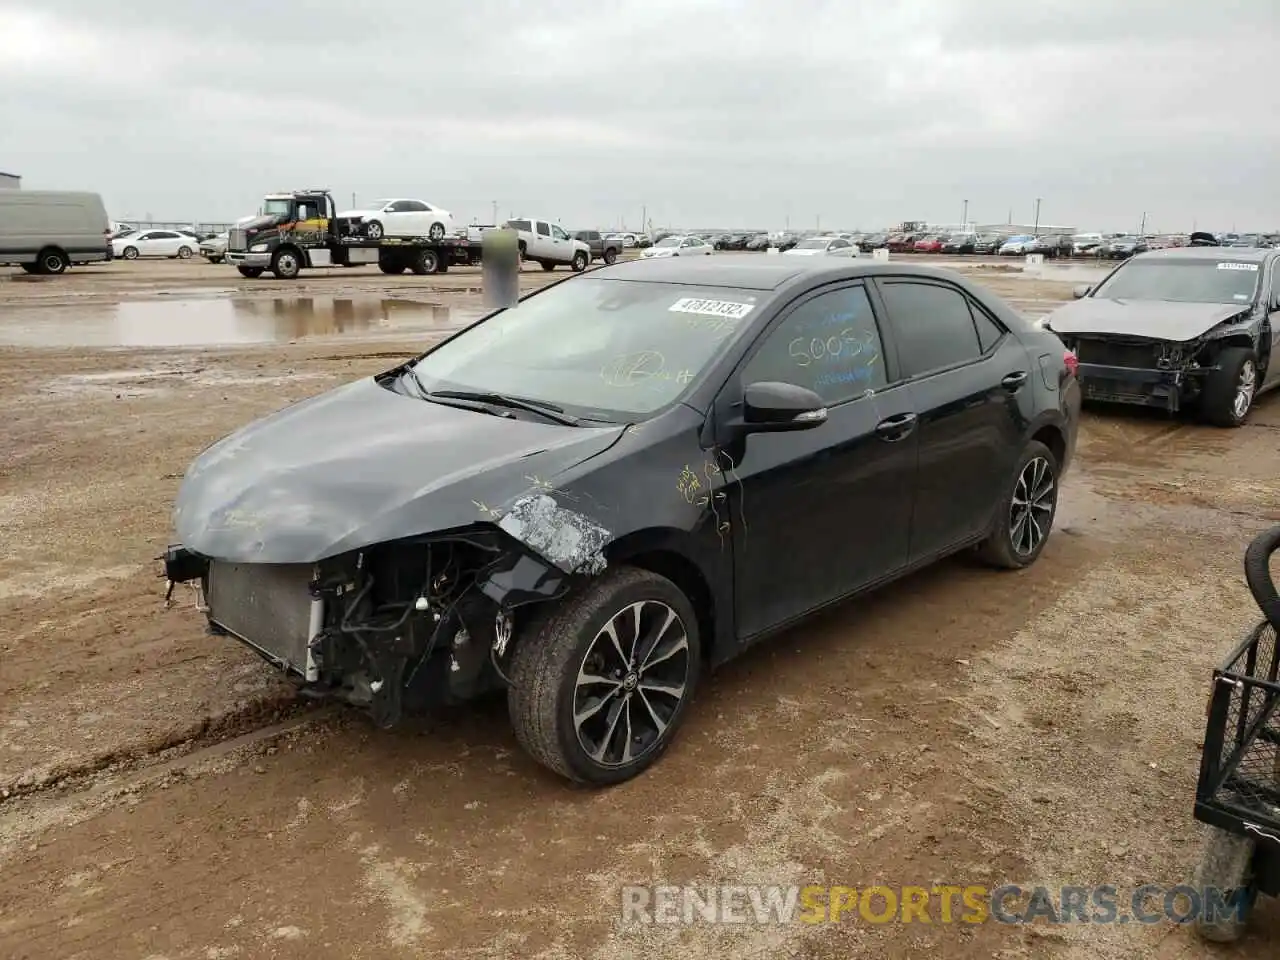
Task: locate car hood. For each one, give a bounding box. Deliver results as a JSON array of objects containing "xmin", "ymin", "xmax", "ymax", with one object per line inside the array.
[
  {"xmin": 1045, "ymin": 298, "xmax": 1251, "ymax": 342},
  {"xmin": 173, "ymin": 376, "xmax": 627, "ymax": 566}
]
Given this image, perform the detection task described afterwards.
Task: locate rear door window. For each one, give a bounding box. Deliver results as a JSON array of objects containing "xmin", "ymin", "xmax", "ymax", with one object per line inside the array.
[
  {"xmin": 536, "ymin": 222, "xmax": 551, "ymax": 237},
  {"xmin": 879, "ymin": 281, "xmax": 985, "ymax": 376}
]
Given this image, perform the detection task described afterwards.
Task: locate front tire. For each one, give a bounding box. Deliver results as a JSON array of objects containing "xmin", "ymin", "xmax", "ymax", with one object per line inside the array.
[
  {"xmin": 572, "ymin": 251, "xmax": 588, "ymax": 272},
  {"xmin": 541, "ymin": 260, "xmax": 556, "ymax": 272},
  {"xmin": 1191, "ymin": 826, "xmax": 1257, "ymax": 942},
  {"xmin": 271, "ymin": 248, "xmax": 302, "ymax": 280},
  {"xmin": 507, "ymin": 566, "xmax": 702, "ymax": 785},
  {"xmin": 237, "ymin": 266, "xmax": 264, "ymax": 278},
  {"xmin": 977, "ymin": 440, "xmax": 1059, "ymax": 569},
  {"xmin": 1201, "ymin": 346, "xmax": 1257, "ymax": 427}
]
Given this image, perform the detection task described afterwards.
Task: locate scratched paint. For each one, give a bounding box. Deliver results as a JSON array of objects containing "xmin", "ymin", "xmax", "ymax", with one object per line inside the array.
[{"xmin": 496, "ymin": 493, "xmax": 610, "ymax": 575}]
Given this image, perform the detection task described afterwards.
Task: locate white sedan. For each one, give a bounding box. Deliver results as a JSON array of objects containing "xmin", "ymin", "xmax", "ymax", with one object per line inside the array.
[
  {"xmin": 782, "ymin": 236, "xmax": 859, "ymax": 257},
  {"xmin": 112, "ymin": 230, "xmax": 199, "ymax": 260},
  {"xmin": 998, "ymin": 235, "xmax": 1037, "ymax": 256},
  {"xmin": 337, "ymin": 198, "xmax": 454, "ymax": 241},
  {"xmin": 640, "ymin": 236, "xmax": 714, "ymax": 258}
]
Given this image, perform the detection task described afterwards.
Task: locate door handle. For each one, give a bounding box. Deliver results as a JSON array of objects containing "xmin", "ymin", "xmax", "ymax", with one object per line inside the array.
[
  {"xmin": 874, "ymin": 412, "xmax": 918, "ymax": 442},
  {"xmin": 1001, "ymin": 371, "xmax": 1029, "ymax": 391}
]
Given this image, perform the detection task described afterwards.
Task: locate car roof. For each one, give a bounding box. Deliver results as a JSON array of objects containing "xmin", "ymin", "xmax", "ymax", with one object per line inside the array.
[
  {"xmin": 1134, "ymin": 246, "xmax": 1272, "ymax": 263},
  {"xmin": 589, "ymin": 256, "xmax": 978, "ymax": 291}
]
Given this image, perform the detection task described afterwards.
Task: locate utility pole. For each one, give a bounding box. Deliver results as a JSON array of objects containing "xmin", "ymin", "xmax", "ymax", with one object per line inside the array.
[
  {"xmin": 1033, "ymin": 198, "xmax": 1042, "ymax": 236},
  {"xmin": 1139, "ymin": 211, "xmax": 1147, "ymax": 236},
  {"xmin": 351, "ymin": 193, "xmax": 356, "ymax": 209},
  {"xmin": 491, "ymin": 201, "xmax": 498, "ymax": 224},
  {"xmin": 962, "ymin": 199, "xmax": 969, "ymax": 231},
  {"xmin": 816, "ymin": 214, "xmax": 820, "ymax": 232}
]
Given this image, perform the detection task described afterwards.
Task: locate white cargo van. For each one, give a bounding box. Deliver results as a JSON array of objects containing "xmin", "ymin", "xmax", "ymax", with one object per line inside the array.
[{"xmin": 0, "ymin": 191, "xmax": 112, "ymax": 274}]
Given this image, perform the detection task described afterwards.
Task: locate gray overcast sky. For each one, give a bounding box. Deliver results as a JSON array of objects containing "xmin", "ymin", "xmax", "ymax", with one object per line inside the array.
[{"xmin": 2, "ymin": 0, "xmax": 1277, "ymax": 232}]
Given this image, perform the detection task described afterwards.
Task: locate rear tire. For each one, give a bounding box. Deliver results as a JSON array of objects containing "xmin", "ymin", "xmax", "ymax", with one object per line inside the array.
[
  {"xmin": 603, "ymin": 248, "xmax": 618, "ymax": 265},
  {"xmin": 507, "ymin": 566, "xmax": 702, "ymax": 785},
  {"xmin": 19, "ymin": 263, "xmax": 40, "ymax": 274},
  {"xmin": 1191, "ymin": 826, "xmax": 1257, "ymax": 942},
  {"xmin": 122, "ymin": 246, "xmax": 139, "ymax": 261},
  {"xmin": 1200, "ymin": 346, "xmax": 1257, "ymax": 427},
  {"xmin": 410, "ymin": 248, "xmax": 440, "ymax": 275},
  {"xmin": 541, "ymin": 260, "xmax": 556, "ymax": 272},
  {"xmin": 428, "ymin": 222, "xmax": 446, "ymax": 240},
  {"xmin": 365, "ymin": 220, "xmax": 384, "ymax": 240},
  {"xmin": 36, "ymin": 248, "xmax": 68, "ymax": 274},
  {"xmin": 977, "ymin": 440, "xmax": 1059, "ymax": 569},
  {"xmin": 177, "ymin": 246, "xmax": 193, "ymax": 259},
  {"xmin": 237, "ymin": 266, "xmax": 264, "ymax": 278}
]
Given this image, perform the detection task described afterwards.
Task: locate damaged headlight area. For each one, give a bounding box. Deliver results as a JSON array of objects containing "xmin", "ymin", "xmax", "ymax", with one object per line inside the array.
[{"xmin": 163, "ymin": 531, "xmax": 568, "ymax": 728}]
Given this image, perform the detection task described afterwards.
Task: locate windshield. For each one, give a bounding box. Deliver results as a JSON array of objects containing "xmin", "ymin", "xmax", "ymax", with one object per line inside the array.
[
  {"xmin": 795, "ymin": 239, "xmax": 829, "ymax": 250},
  {"xmin": 655, "ymin": 237, "xmax": 681, "ymax": 247},
  {"xmin": 407, "ymin": 278, "xmax": 762, "ymax": 419},
  {"xmin": 1092, "ymin": 259, "xmax": 1261, "ymax": 304},
  {"xmin": 261, "ymin": 198, "xmax": 292, "ymax": 217}
]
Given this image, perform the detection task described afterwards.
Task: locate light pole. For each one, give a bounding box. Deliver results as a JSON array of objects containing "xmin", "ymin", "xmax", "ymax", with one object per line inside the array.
[
  {"xmin": 491, "ymin": 201, "xmax": 498, "ymax": 224},
  {"xmin": 961, "ymin": 199, "xmax": 969, "ymax": 231},
  {"xmin": 1139, "ymin": 211, "xmax": 1147, "ymax": 236},
  {"xmin": 1033, "ymin": 198, "xmax": 1042, "ymax": 236}
]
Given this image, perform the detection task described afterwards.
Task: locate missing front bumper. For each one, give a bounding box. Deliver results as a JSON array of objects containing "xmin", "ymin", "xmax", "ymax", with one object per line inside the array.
[{"xmin": 1078, "ymin": 363, "xmax": 1202, "ymax": 412}]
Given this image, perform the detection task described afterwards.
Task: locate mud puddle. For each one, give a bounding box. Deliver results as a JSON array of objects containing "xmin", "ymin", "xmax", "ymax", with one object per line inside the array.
[{"xmin": 0, "ymin": 295, "xmax": 482, "ymax": 348}]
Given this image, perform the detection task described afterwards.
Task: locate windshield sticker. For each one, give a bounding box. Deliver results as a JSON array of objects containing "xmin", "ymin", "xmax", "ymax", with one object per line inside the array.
[
  {"xmin": 1233, "ymin": 294, "xmax": 1250, "ymax": 300},
  {"xmin": 1217, "ymin": 262, "xmax": 1258, "ymax": 271},
  {"xmin": 668, "ymin": 297, "xmax": 756, "ymax": 320}
]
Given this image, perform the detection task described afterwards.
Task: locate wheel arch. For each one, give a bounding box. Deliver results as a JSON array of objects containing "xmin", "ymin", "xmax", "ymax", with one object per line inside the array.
[{"xmin": 604, "ymin": 530, "xmax": 720, "ymax": 664}]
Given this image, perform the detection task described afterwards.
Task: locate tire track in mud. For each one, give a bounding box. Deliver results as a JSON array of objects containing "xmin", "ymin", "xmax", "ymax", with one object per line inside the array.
[{"xmin": 0, "ymin": 691, "xmax": 321, "ymax": 805}]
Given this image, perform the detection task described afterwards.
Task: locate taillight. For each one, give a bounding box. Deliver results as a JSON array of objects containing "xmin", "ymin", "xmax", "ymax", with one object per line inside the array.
[{"xmin": 1063, "ymin": 350, "xmax": 1079, "ymax": 378}]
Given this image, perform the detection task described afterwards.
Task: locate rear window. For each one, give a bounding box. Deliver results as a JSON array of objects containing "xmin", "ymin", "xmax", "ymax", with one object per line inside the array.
[{"xmin": 505, "ymin": 219, "xmax": 531, "ymax": 232}]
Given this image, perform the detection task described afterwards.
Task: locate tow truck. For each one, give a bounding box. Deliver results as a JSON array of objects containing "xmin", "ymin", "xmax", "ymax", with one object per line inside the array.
[{"xmin": 224, "ymin": 188, "xmax": 482, "ymax": 280}]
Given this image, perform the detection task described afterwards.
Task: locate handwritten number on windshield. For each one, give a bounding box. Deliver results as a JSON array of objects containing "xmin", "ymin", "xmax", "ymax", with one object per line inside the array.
[{"xmin": 601, "ymin": 351, "xmax": 694, "ymax": 387}]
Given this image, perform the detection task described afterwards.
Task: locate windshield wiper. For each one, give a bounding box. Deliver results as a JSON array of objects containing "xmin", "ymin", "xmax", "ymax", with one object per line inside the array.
[{"xmin": 428, "ymin": 390, "xmax": 581, "ymax": 426}]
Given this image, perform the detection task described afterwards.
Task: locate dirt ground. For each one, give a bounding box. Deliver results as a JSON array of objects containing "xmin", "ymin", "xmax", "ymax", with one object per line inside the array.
[{"xmin": 1, "ymin": 258, "xmax": 1277, "ymax": 959}]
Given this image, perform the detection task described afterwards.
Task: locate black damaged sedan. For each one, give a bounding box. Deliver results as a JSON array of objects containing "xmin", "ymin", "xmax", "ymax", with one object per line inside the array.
[
  {"xmin": 165, "ymin": 258, "xmax": 1081, "ymax": 784},
  {"xmin": 1045, "ymin": 246, "xmax": 1280, "ymax": 426}
]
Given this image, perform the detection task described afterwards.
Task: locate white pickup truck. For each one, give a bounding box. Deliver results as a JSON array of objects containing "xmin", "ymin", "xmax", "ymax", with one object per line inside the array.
[{"xmin": 503, "ymin": 218, "xmax": 591, "ymax": 272}]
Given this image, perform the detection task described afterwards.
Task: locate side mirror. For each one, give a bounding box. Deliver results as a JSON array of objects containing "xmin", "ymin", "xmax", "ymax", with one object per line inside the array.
[
  {"xmin": 1072, "ymin": 284, "xmax": 1091, "ymax": 299},
  {"xmin": 742, "ymin": 381, "xmax": 828, "ymax": 432}
]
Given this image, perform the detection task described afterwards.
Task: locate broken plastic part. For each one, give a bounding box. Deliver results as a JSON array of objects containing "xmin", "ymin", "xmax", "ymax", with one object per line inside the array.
[{"xmin": 496, "ymin": 493, "xmax": 610, "ymax": 575}]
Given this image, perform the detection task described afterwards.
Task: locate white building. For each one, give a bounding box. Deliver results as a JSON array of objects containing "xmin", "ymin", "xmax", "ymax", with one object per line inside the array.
[{"xmin": 0, "ymin": 171, "xmax": 20, "ymax": 189}]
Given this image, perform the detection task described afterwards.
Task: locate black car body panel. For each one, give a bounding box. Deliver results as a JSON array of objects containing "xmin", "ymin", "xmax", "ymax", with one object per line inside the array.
[
  {"xmin": 166, "ymin": 257, "xmax": 1080, "ymax": 728},
  {"xmin": 1045, "ymin": 247, "xmax": 1280, "ymax": 412}
]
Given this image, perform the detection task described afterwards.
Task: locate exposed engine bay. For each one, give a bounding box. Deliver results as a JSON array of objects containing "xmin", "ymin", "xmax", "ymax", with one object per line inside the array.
[
  {"xmin": 1057, "ymin": 324, "xmax": 1265, "ymax": 412},
  {"xmin": 164, "ymin": 531, "xmax": 570, "ymax": 728}
]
